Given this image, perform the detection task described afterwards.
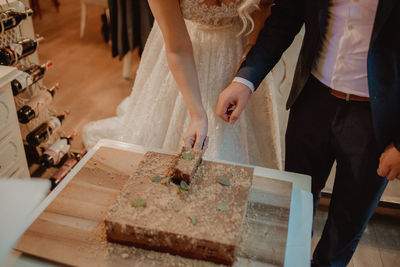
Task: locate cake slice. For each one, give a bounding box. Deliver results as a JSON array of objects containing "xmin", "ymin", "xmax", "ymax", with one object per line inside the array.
[{"xmin": 166, "ymin": 147, "xmax": 203, "ymax": 184}]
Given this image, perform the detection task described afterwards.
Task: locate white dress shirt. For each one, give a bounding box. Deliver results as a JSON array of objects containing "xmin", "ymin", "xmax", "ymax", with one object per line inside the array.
[
  {"xmin": 235, "ymin": 0, "xmax": 379, "ymax": 97},
  {"xmin": 312, "ymin": 0, "xmax": 379, "ymax": 97}
]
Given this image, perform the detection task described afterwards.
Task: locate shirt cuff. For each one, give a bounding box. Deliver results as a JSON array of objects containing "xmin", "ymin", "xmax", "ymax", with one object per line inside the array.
[{"xmin": 233, "ymin": 77, "xmax": 255, "ymax": 93}]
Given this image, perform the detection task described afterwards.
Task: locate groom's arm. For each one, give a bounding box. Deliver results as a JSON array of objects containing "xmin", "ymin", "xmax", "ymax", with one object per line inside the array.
[
  {"xmin": 236, "ymin": 0, "xmax": 305, "ymax": 90},
  {"xmin": 216, "ymin": 0, "xmax": 305, "ymax": 123}
]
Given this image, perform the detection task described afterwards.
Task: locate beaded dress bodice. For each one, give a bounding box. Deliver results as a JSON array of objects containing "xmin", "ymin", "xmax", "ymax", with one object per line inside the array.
[{"xmin": 180, "ymin": 0, "xmax": 242, "ymax": 26}]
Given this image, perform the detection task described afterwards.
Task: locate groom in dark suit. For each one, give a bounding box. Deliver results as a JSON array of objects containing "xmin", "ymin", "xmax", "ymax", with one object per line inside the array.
[{"xmin": 216, "ymin": 0, "xmax": 400, "ymax": 266}]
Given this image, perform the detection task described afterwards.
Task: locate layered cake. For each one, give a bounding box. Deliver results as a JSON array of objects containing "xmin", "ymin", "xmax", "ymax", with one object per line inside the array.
[{"xmin": 105, "ymin": 151, "xmax": 253, "ymax": 265}]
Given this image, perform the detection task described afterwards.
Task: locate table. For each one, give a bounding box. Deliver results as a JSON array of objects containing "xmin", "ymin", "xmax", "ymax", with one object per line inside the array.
[
  {"xmin": 0, "ymin": 178, "xmax": 49, "ymax": 265},
  {"xmin": 7, "ymin": 139, "xmax": 313, "ymax": 266}
]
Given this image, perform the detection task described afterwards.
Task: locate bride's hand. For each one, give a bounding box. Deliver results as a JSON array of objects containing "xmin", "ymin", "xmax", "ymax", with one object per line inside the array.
[{"xmin": 183, "ymin": 113, "xmax": 209, "ymax": 151}]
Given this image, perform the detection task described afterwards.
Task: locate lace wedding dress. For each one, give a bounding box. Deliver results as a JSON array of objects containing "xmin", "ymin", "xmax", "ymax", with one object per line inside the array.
[{"xmin": 82, "ymin": 0, "xmax": 282, "ymax": 169}]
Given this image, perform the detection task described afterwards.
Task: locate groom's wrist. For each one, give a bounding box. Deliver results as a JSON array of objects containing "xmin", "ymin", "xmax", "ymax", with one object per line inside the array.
[{"xmin": 232, "ymin": 77, "xmax": 255, "ymax": 93}]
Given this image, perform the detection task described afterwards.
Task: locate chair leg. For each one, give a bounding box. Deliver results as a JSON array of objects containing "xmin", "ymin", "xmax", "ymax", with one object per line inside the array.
[
  {"xmin": 51, "ymin": 0, "xmax": 60, "ymax": 12},
  {"xmin": 122, "ymin": 51, "xmax": 132, "ymax": 79},
  {"xmin": 80, "ymin": 2, "xmax": 87, "ymax": 39},
  {"xmin": 36, "ymin": 0, "xmax": 42, "ymax": 19},
  {"xmin": 30, "ymin": 0, "xmax": 42, "ymax": 19},
  {"xmin": 105, "ymin": 8, "xmax": 111, "ymax": 46}
]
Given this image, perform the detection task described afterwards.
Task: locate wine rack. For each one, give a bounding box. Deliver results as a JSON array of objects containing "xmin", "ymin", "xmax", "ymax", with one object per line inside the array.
[{"xmin": 0, "ymin": 0, "xmax": 78, "ymax": 182}]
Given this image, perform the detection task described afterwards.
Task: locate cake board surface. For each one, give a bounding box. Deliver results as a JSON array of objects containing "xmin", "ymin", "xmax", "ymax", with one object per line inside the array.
[{"xmin": 15, "ymin": 146, "xmax": 292, "ymax": 266}]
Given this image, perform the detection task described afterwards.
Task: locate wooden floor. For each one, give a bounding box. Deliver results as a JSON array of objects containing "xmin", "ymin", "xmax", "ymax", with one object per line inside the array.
[
  {"xmin": 31, "ymin": 1, "xmax": 400, "ymax": 266},
  {"xmin": 32, "ymin": 0, "xmax": 139, "ymax": 152},
  {"xmin": 312, "ymin": 205, "xmax": 400, "ymax": 267}
]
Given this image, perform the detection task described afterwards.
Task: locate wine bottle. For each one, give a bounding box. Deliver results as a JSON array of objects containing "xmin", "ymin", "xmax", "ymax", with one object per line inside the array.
[
  {"xmin": 26, "ymin": 111, "xmax": 69, "ymax": 146},
  {"xmin": 0, "ymin": 8, "xmax": 33, "ymax": 32},
  {"xmin": 49, "ymin": 149, "xmax": 87, "ymax": 190},
  {"xmin": 0, "ymin": 37, "xmax": 44, "ymax": 66},
  {"xmin": 11, "ymin": 61, "xmax": 52, "ymax": 96},
  {"xmin": 17, "ymin": 83, "xmax": 59, "ymax": 124},
  {"xmin": 39, "ymin": 132, "xmax": 75, "ymax": 168}
]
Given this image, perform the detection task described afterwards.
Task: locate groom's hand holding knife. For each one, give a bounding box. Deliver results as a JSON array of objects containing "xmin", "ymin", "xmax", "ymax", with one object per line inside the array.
[{"xmin": 216, "ymin": 82, "xmax": 252, "ymax": 124}]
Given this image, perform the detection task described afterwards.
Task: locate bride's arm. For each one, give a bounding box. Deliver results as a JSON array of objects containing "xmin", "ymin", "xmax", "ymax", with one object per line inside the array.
[{"xmin": 148, "ymin": 0, "xmax": 207, "ymax": 150}]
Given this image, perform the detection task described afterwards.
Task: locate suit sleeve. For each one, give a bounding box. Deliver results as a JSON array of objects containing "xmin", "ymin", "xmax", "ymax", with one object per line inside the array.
[{"xmin": 236, "ymin": 0, "xmax": 305, "ymax": 90}]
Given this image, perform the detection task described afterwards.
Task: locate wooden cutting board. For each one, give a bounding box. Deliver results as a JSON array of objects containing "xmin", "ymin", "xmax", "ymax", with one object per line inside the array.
[{"xmin": 15, "ymin": 147, "xmax": 292, "ymax": 266}]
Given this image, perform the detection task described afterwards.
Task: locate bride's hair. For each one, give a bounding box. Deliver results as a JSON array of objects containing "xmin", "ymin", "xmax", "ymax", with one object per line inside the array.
[{"xmin": 237, "ymin": 0, "xmax": 260, "ymax": 36}]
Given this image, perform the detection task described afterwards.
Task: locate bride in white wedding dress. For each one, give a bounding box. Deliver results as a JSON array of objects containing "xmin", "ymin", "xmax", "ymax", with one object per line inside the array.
[{"xmin": 82, "ymin": 0, "xmax": 282, "ymax": 169}]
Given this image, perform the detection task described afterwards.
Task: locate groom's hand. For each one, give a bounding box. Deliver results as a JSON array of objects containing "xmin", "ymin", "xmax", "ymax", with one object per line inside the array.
[
  {"xmin": 216, "ymin": 82, "xmax": 251, "ymax": 124},
  {"xmin": 377, "ymin": 143, "xmax": 400, "ymax": 180}
]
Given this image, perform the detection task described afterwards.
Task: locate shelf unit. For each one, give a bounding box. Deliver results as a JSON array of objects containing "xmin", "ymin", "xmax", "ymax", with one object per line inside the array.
[{"xmin": 0, "ymin": 66, "xmax": 29, "ymax": 178}]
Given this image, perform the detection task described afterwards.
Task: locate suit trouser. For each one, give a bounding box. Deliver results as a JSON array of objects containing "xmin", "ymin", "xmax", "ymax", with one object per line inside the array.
[{"xmin": 285, "ymin": 75, "xmax": 388, "ymax": 267}]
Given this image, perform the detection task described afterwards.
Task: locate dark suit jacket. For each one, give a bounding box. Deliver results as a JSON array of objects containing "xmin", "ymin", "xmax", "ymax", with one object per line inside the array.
[{"xmin": 236, "ymin": 0, "xmax": 400, "ymax": 152}]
